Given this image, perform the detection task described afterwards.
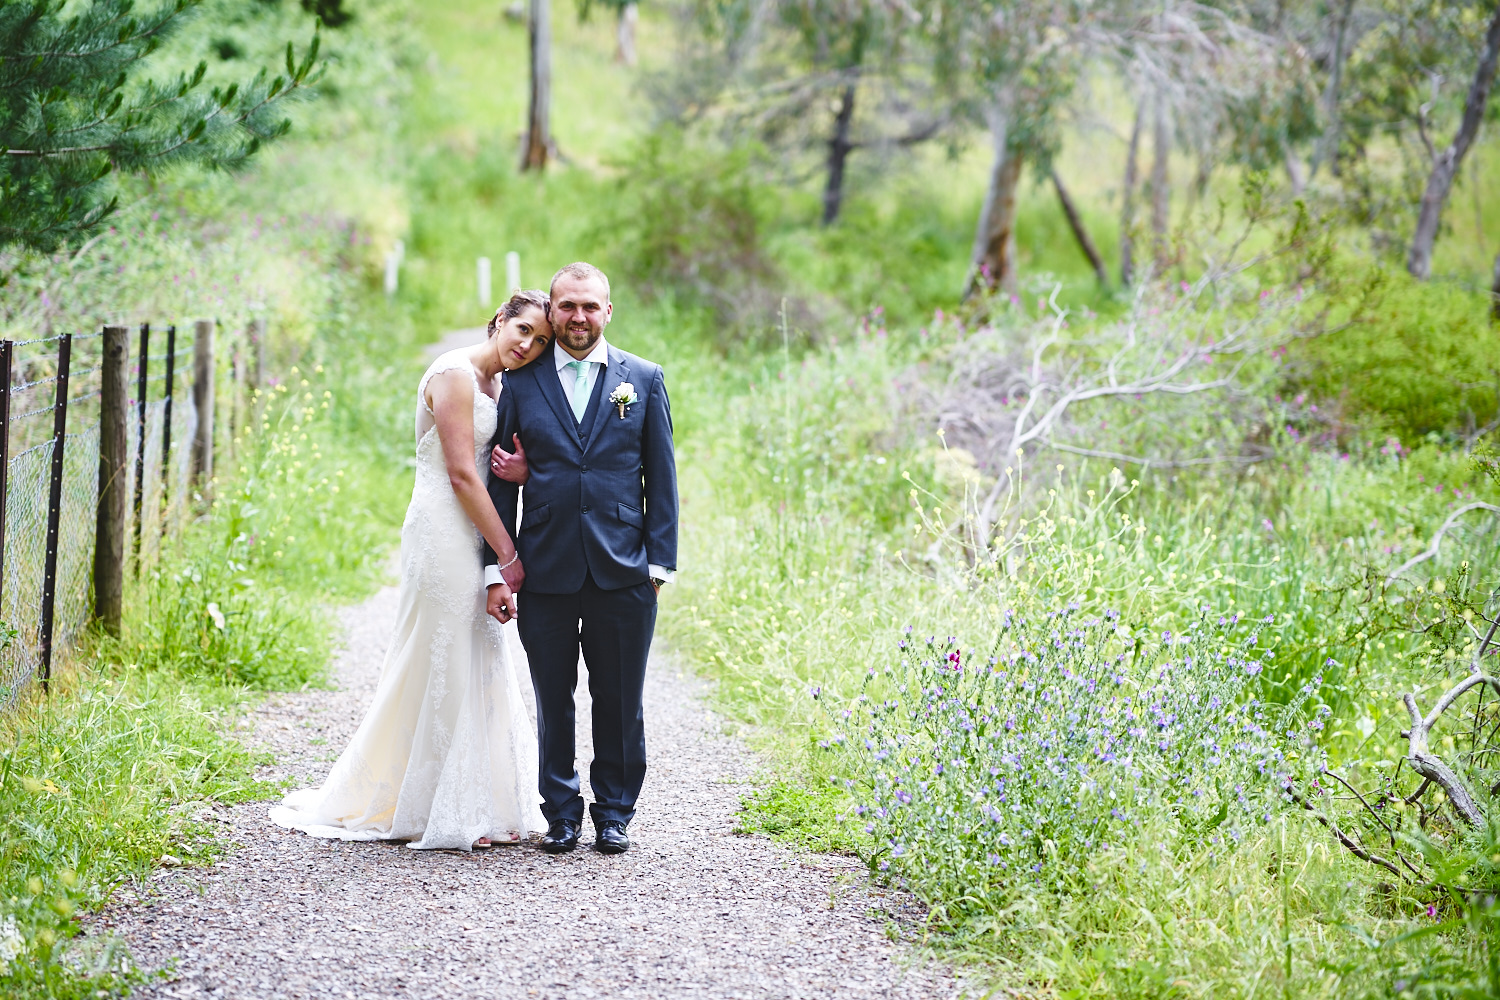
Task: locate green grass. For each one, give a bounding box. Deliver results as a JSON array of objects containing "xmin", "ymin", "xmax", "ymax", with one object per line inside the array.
[
  {"xmin": 0, "ymin": 5, "xmax": 421, "ymax": 993},
  {"xmin": 5, "ymin": 0, "xmax": 1500, "ymax": 995},
  {"xmin": 0, "ymin": 667, "xmax": 274, "ymax": 996},
  {"xmin": 657, "ymin": 301, "xmax": 1500, "ymax": 994}
]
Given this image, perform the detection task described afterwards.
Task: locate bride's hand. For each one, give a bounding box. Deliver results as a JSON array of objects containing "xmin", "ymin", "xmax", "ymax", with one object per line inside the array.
[
  {"xmin": 491, "ymin": 435, "xmax": 529, "ymax": 484},
  {"xmin": 486, "ymin": 582, "xmax": 518, "ymax": 623}
]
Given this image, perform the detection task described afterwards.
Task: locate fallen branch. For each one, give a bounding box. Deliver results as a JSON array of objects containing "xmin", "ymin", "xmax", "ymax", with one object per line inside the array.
[
  {"xmin": 1401, "ymin": 673, "xmax": 1500, "ymax": 828},
  {"xmin": 1046, "ymin": 440, "xmax": 1269, "ymax": 469},
  {"xmin": 1287, "ymin": 785, "xmax": 1405, "ymax": 879},
  {"xmin": 1386, "ymin": 503, "xmax": 1500, "ymax": 582}
]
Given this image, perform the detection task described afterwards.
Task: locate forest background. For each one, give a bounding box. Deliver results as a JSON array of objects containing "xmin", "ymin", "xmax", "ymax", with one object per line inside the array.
[{"xmin": 2, "ymin": 0, "xmax": 1500, "ymax": 996}]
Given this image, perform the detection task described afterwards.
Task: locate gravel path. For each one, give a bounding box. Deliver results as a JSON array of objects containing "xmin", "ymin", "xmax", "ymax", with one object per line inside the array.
[{"xmin": 96, "ymin": 582, "xmax": 969, "ymax": 999}]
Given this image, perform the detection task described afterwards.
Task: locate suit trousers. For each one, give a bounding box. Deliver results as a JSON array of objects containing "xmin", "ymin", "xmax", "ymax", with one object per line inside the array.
[{"xmin": 518, "ymin": 573, "xmax": 657, "ymax": 827}]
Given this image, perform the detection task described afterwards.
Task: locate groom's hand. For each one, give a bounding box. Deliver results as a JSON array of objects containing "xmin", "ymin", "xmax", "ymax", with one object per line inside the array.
[
  {"xmin": 490, "ymin": 435, "xmax": 529, "ymax": 484},
  {"xmin": 486, "ymin": 583, "xmax": 518, "ymax": 624},
  {"xmin": 501, "ymin": 555, "xmax": 525, "ymax": 593}
]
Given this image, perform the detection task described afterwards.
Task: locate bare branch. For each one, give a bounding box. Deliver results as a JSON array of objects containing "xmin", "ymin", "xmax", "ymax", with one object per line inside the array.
[
  {"xmin": 1045, "ymin": 440, "xmax": 1270, "ymax": 469},
  {"xmin": 1401, "ymin": 678, "xmax": 1498, "ymax": 828},
  {"xmin": 1386, "ymin": 503, "xmax": 1500, "ymax": 581},
  {"xmin": 1286, "ymin": 785, "xmax": 1405, "ymax": 879},
  {"xmin": 1324, "ymin": 770, "xmax": 1399, "ymax": 848}
]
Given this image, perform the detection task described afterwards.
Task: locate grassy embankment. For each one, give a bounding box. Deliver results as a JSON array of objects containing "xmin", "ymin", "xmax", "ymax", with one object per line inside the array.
[
  {"xmin": 394, "ymin": 2, "xmax": 1500, "ymax": 994},
  {"xmin": 4, "ymin": 0, "xmax": 1500, "ymax": 996},
  {"xmin": 0, "ymin": 3, "xmax": 418, "ymax": 995}
]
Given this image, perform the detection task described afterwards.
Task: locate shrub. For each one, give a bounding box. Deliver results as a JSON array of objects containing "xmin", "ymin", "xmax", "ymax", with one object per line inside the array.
[
  {"xmin": 1287, "ymin": 265, "xmax": 1500, "ymax": 438},
  {"xmin": 601, "ymin": 129, "xmax": 788, "ymax": 343},
  {"xmin": 821, "ymin": 610, "xmax": 1322, "ymax": 920}
]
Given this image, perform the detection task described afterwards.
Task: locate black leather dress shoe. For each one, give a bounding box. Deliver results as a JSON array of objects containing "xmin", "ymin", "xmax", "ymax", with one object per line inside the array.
[
  {"xmin": 594, "ymin": 821, "xmax": 630, "ymax": 854},
  {"xmin": 540, "ymin": 819, "xmax": 580, "ymax": 854}
]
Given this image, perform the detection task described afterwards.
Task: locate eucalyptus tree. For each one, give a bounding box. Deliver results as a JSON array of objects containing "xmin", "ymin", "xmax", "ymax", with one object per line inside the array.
[
  {"xmin": 0, "ymin": 0, "xmax": 322, "ymax": 251},
  {"xmin": 523, "ymin": 0, "xmax": 552, "ymax": 170},
  {"xmin": 659, "ymin": 0, "xmax": 942, "ymax": 225},
  {"xmin": 932, "ymin": 0, "xmax": 1093, "ymax": 297},
  {"xmin": 1276, "ymin": 0, "xmax": 1500, "ymax": 276},
  {"xmin": 577, "ymin": 0, "xmax": 641, "ymax": 66},
  {"xmin": 1405, "ymin": 3, "xmax": 1500, "ymax": 279},
  {"xmin": 1106, "ymin": 3, "xmax": 1294, "ymax": 281}
]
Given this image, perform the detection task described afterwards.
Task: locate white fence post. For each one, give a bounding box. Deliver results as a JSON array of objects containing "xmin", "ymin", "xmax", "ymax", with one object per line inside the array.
[
  {"xmin": 384, "ymin": 239, "xmax": 404, "ymax": 297},
  {"xmin": 506, "ymin": 251, "xmax": 521, "ymax": 294},
  {"xmin": 478, "ymin": 256, "xmax": 492, "ymax": 307}
]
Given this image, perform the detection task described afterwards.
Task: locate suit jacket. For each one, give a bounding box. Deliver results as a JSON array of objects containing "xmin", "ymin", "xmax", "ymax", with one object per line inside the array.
[{"xmin": 483, "ymin": 343, "xmax": 678, "ymax": 594}]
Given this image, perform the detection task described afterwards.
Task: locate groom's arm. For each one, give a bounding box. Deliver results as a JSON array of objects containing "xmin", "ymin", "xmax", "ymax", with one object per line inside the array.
[
  {"xmin": 482, "ymin": 376, "xmax": 521, "ymax": 587},
  {"xmin": 641, "ymin": 365, "xmax": 678, "ymax": 581}
]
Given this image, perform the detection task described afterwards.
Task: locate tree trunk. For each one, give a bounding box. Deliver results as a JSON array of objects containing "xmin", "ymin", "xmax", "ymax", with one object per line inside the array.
[
  {"xmin": 1120, "ymin": 100, "xmax": 1144, "ymax": 286},
  {"xmin": 1490, "ymin": 247, "xmax": 1500, "ymax": 323},
  {"xmin": 1051, "ymin": 170, "xmax": 1108, "ymax": 287},
  {"xmin": 822, "ymin": 79, "xmax": 858, "ymax": 226},
  {"xmin": 1311, "ymin": 0, "xmax": 1356, "ymax": 179},
  {"xmin": 615, "ymin": 2, "xmax": 638, "ymax": 67},
  {"xmin": 1151, "ymin": 93, "xmax": 1171, "ymax": 271},
  {"xmin": 1408, "ymin": 4, "xmax": 1500, "ymax": 278},
  {"xmin": 1285, "ymin": 149, "xmax": 1306, "ymax": 195},
  {"xmin": 522, "ymin": 0, "xmax": 551, "ymax": 172},
  {"xmin": 965, "ymin": 108, "xmax": 1022, "ymax": 298}
]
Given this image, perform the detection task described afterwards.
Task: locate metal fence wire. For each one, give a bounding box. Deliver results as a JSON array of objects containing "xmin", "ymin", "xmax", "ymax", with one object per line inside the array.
[{"xmin": 0, "ymin": 324, "xmax": 209, "ymax": 709}]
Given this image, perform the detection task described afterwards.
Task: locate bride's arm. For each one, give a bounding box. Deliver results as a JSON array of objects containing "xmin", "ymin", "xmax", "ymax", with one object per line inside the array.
[{"xmin": 428, "ymin": 370, "xmax": 524, "ymax": 607}]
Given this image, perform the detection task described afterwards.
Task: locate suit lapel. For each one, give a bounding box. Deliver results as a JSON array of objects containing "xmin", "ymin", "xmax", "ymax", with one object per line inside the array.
[
  {"xmin": 582, "ymin": 348, "xmax": 631, "ymax": 452},
  {"xmin": 533, "ymin": 351, "xmax": 584, "ymax": 451}
]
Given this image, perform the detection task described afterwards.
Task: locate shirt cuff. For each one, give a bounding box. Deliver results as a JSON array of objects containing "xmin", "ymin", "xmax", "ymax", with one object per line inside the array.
[
  {"xmin": 483, "ymin": 564, "xmax": 504, "ymax": 588},
  {"xmin": 648, "ymin": 565, "xmax": 675, "ymax": 584}
]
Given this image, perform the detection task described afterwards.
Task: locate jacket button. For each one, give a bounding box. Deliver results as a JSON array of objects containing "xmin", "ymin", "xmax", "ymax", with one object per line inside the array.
[
  {"xmin": 581, "ymin": 464, "xmax": 589, "ymax": 471},
  {"xmin": 581, "ymin": 505, "xmax": 591, "ymax": 513}
]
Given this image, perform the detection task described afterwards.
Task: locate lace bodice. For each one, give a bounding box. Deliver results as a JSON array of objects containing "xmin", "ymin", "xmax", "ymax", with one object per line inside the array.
[{"xmin": 415, "ymin": 350, "xmax": 498, "ymax": 485}]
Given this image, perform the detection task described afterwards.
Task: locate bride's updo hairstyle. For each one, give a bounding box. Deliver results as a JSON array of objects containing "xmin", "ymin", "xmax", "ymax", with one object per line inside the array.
[{"xmin": 487, "ymin": 289, "xmax": 551, "ymax": 338}]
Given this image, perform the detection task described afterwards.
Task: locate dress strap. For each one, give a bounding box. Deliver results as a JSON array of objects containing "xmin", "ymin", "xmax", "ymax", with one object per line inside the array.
[{"xmin": 418, "ymin": 353, "xmax": 483, "ymax": 417}]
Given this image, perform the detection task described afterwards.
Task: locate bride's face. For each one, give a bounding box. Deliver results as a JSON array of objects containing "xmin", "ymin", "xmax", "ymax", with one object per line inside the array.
[{"xmin": 494, "ymin": 305, "xmax": 552, "ymax": 369}]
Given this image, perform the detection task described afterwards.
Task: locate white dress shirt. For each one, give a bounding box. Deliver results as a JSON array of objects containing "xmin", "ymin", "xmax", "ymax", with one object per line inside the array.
[
  {"xmin": 484, "ymin": 336, "xmax": 675, "ymax": 589},
  {"xmin": 554, "ymin": 334, "xmax": 609, "ymax": 405}
]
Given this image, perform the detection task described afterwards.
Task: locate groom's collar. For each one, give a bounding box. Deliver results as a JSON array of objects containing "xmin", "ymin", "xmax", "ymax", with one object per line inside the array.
[{"xmin": 554, "ymin": 336, "xmax": 610, "ymax": 371}]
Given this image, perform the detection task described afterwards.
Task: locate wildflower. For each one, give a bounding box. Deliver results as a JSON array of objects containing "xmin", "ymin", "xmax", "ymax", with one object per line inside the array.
[{"xmin": 0, "ymin": 916, "xmax": 21, "ymax": 973}]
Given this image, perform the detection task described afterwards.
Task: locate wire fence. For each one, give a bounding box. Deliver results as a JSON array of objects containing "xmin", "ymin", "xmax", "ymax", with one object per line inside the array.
[{"xmin": 0, "ymin": 320, "xmax": 246, "ymax": 710}]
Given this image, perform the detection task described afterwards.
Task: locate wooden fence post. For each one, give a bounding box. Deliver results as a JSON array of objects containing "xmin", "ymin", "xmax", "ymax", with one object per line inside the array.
[
  {"xmin": 191, "ymin": 319, "xmax": 214, "ymax": 490},
  {"xmin": 250, "ymin": 317, "xmax": 266, "ymax": 390},
  {"xmin": 94, "ymin": 325, "xmax": 129, "ymax": 633},
  {"xmin": 232, "ymin": 324, "xmax": 246, "ymax": 455},
  {"xmin": 0, "ymin": 340, "xmax": 11, "ymax": 619},
  {"xmin": 39, "ymin": 333, "xmax": 72, "ymax": 692},
  {"xmin": 160, "ymin": 324, "xmax": 175, "ymax": 529},
  {"xmin": 132, "ymin": 323, "xmax": 148, "ymax": 569}
]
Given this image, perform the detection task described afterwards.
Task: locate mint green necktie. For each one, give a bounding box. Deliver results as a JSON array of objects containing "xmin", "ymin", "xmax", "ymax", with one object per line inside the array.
[{"xmin": 566, "ymin": 359, "xmax": 590, "ymax": 422}]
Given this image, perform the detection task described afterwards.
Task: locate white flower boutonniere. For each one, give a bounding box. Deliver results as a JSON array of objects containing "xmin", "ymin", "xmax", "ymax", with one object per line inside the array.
[{"xmin": 609, "ymin": 382, "xmax": 638, "ymax": 419}]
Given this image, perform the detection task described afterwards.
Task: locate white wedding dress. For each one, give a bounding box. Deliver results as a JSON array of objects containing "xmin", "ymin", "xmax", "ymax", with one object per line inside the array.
[{"xmin": 269, "ymin": 351, "xmax": 545, "ymax": 849}]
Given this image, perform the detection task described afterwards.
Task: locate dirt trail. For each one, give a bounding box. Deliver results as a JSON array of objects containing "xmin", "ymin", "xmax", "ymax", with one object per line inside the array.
[{"xmin": 96, "ymin": 582, "xmax": 967, "ymax": 999}]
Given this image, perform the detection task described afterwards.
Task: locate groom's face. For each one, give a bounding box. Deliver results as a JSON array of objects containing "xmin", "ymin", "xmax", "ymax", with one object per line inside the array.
[{"xmin": 550, "ymin": 273, "xmax": 612, "ymax": 357}]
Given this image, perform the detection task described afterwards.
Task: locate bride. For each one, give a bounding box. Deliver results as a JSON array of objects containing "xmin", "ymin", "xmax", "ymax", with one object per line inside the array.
[{"xmin": 270, "ymin": 290, "xmax": 551, "ymax": 849}]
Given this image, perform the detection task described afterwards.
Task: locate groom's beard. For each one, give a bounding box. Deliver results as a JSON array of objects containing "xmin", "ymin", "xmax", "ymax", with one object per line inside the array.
[{"xmin": 555, "ymin": 321, "xmax": 601, "ymax": 355}]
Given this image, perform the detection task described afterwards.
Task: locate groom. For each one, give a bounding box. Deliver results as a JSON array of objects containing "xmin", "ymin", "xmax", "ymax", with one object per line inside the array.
[{"xmin": 482, "ymin": 262, "xmax": 678, "ymax": 855}]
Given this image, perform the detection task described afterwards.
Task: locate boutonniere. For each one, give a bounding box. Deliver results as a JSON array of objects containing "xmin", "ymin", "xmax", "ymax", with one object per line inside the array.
[{"xmin": 609, "ymin": 382, "xmax": 637, "ymax": 419}]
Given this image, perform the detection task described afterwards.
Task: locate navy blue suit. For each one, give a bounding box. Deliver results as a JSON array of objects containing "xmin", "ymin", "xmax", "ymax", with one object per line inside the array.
[{"xmin": 484, "ymin": 342, "xmax": 678, "ymax": 827}]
